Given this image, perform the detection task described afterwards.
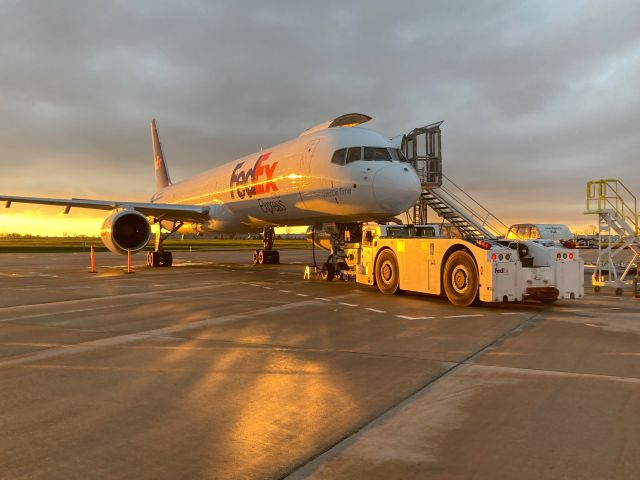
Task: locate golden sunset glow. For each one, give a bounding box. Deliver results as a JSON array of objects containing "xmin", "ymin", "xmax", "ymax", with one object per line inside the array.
[{"xmin": 0, "ymin": 208, "xmax": 104, "ymax": 237}]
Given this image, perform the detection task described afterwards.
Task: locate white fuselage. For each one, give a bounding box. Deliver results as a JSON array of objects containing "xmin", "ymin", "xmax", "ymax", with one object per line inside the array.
[{"xmin": 151, "ymin": 126, "xmax": 422, "ymax": 233}]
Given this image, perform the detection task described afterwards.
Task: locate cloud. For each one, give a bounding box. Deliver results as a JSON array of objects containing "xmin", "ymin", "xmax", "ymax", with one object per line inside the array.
[{"xmin": 0, "ymin": 0, "xmax": 638, "ymax": 230}]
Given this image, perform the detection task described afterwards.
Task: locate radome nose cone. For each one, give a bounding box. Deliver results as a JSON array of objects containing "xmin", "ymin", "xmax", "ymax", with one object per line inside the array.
[{"xmin": 372, "ymin": 164, "xmax": 422, "ymax": 213}]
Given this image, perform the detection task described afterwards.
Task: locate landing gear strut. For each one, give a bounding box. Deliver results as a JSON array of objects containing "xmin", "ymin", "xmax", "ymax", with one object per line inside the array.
[
  {"xmin": 316, "ymin": 223, "xmax": 357, "ymax": 281},
  {"xmin": 146, "ymin": 220, "xmax": 183, "ymax": 268},
  {"xmin": 253, "ymin": 226, "xmax": 280, "ymax": 265}
]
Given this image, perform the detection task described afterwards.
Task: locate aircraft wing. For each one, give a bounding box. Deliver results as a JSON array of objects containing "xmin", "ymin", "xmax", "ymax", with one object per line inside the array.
[{"xmin": 0, "ymin": 195, "xmax": 210, "ymax": 223}]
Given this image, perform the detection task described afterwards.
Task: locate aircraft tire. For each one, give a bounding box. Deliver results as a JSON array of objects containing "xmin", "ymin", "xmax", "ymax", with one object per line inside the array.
[
  {"xmin": 271, "ymin": 250, "xmax": 280, "ymax": 264},
  {"xmin": 258, "ymin": 250, "xmax": 265, "ymax": 265},
  {"xmin": 161, "ymin": 251, "xmax": 173, "ymax": 267},
  {"xmin": 375, "ymin": 249, "xmax": 400, "ymax": 294},
  {"xmin": 321, "ymin": 262, "xmax": 335, "ymax": 281},
  {"xmin": 443, "ymin": 250, "xmax": 478, "ymax": 306},
  {"xmin": 149, "ymin": 251, "xmax": 161, "ymax": 268},
  {"xmin": 253, "ymin": 250, "xmax": 259, "ymax": 264}
]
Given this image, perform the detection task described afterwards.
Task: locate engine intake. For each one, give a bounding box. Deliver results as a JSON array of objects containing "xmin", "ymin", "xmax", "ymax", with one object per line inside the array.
[{"xmin": 101, "ymin": 210, "xmax": 152, "ymax": 255}]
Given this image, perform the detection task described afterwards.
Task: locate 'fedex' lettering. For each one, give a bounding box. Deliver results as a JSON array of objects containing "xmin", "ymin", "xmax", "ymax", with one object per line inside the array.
[{"xmin": 230, "ymin": 152, "xmax": 279, "ymax": 199}]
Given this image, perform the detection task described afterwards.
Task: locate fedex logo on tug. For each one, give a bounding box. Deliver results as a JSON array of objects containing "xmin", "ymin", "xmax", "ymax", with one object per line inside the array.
[{"xmin": 230, "ymin": 152, "xmax": 278, "ymax": 199}]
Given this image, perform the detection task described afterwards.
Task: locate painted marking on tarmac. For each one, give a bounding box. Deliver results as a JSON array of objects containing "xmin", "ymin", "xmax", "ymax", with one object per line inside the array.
[
  {"xmin": 395, "ymin": 315, "xmax": 435, "ymax": 320},
  {"xmin": 445, "ymin": 314, "xmax": 485, "ymax": 318},
  {"xmin": 500, "ymin": 312, "xmax": 527, "ymax": 315},
  {"xmin": 279, "ymin": 290, "xmax": 291, "ymax": 293},
  {"xmin": 315, "ymin": 298, "xmax": 331, "ymax": 302},
  {"xmin": 250, "ymin": 284, "xmax": 259, "ymax": 287},
  {"xmin": 365, "ymin": 308, "xmax": 385, "ymax": 313},
  {"xmin": 339, "ymin": 302, "xmax": 358, "ymax": 307},
  {"xmin": 472, "ymin": 364, "xmax": 640, "ymax": 385},
  {"xmin": 263, "ymin": 287, "xmax": 273, "ymax": 290},
  {"xmin": 296, "ymin": 293, "xmax": 309, "ymax": 297}
]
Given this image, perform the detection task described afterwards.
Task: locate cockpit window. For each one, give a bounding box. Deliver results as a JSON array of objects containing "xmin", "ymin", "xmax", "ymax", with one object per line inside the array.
[
  {"xmin": 341, "ymin": 146, "xmax": 406, "ymax": 164},
  {"xmin": 389, "ymin": 148, "xmax": 408, "ymax": 162},
  {"xmin": 346, "ymin": 147, "xmax": 362, "ymax": 163},
  {"xmin": 331, "ymin": 148, "xmax": 347, "ymax": 165},
  {"xmin": 364, "ymin": 147, "xmax": 391, "ymax": 161}
]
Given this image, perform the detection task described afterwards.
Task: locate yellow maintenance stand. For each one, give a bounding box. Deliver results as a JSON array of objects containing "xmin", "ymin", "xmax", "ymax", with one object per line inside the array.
[{"xmin": 586, "ymin": 179, "xmax": 639, "ymax": 295}]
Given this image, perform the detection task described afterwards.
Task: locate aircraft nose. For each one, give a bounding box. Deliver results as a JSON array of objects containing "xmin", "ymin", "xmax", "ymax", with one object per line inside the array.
[{"xmin": 372, "ymin": 163, "xmax": 422, "ymax": 213}]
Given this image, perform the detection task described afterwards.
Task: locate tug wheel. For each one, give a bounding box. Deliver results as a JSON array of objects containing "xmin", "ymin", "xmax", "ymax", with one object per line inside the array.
[
  {"xmin": 443, "ymin": 251, "xmax": 479, "ymax": 306},
  {"xmin": 375, "ymin": 249, "xmax": 400, "ymax": 295}
]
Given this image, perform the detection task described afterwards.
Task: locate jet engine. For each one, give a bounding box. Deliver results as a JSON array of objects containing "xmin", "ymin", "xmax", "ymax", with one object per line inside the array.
[{"xmin": 100, "ymin": 210, "xmax": 152, "ymax": 255}]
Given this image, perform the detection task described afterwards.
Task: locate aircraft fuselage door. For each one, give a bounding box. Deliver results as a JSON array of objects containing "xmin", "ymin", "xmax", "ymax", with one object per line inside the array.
[{"xmin": 300, "ymin": 139, "xmax": 320, "ymax": 187}]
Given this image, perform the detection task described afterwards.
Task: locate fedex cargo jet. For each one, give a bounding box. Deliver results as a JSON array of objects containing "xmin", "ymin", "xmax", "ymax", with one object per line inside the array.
[{"xmin": 1, "ymin": 113, "xmax": 421, "ymax": 275}]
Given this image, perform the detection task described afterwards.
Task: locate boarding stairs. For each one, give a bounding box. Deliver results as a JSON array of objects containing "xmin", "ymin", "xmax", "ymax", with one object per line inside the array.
[
  {"xmin": 399, "ymin": 122, "xmax": 507, "ymax": 240},
  {"xmin": 586, "ymin": 179, "xmax": 640, "ymax": 294}
]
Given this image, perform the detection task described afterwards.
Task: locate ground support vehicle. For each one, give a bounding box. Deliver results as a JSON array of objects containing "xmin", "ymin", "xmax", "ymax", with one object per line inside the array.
[{"xmin": 336, "ymin": 224, "xmax": 584, "ymax": 306}]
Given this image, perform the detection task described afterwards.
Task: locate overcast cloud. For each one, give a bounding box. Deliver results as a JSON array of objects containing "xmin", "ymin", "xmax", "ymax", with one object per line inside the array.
[{"xmin": 1, "ymin": 0, "xmax": 639, "ymax": 229}]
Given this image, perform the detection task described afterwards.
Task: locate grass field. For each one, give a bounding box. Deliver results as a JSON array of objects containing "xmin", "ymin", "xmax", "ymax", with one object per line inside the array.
[{"xmin": 0, "ymin": 237, "xmax": 311, "ymax": 253}]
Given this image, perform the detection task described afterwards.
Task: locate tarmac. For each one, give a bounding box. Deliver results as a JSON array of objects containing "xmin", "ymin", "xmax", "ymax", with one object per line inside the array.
[{"xmin": 0, "ymin": 248, "xmax": 638, "ymax": 479}]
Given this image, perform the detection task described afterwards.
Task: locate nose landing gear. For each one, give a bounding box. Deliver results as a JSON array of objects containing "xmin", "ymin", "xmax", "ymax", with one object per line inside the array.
[{"xmin": 253, "ymin": 226, "xmax": 280, "ymax": 265}]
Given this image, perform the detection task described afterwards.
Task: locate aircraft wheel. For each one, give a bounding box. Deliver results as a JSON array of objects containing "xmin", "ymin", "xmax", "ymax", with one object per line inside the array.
[
  {"xmin": 615, "ymin": 287, "xmax": 623, "ymax": 296},
  {"xmin": 594, "ymin": 286, "xmax": 601, "ymax": 293},
  {"xmin": 321, "ymin": 263, "xmax": 335, "ymax": 281},
  {"xmin": 253, "ymin": 250, "xmax": 259, "ymax": 264},
  {"xmin": 375, "ymin": 249, "xmax": 399, "ymax": 295},
  {"xmin": 161, "ymin": 251, "xmax": 173, "ymax": 267},
  {"xmin": 149, "ymin": 251, "xmax": 161, "ymax": 267},
  {"xmin": 258, "ymin": 250, "xmax": 265, "ymax": 265},
  {"xmin": 443, "ymin": 251, "xmax": 478, "ymax": 306},
  {"xmin": 271, "ymin": 250, "xmax": 280, "ymax": 264}
]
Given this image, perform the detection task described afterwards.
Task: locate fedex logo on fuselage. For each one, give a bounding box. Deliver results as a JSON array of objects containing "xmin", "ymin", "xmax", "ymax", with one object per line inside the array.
[{"xmin": 230, "ymin": 152, "xmax": 279, "ymax": 199}]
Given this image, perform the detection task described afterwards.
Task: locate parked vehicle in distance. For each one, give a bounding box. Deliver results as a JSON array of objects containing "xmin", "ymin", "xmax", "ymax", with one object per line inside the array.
[
  {"xmin": 573, "ymin": 235, "xmax": 597, "ymax": 248},
  {"xmin": 506, "ymin": 224, "xmax": 573, "ymax": 242}
]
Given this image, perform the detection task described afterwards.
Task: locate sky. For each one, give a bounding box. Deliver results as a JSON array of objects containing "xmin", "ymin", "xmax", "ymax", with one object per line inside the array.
[{"xmin": 1, "ymin": 0, "xmax": 639, "ymax": 236}]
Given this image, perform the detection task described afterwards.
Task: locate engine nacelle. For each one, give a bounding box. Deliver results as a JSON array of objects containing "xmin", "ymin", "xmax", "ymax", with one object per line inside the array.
[{"xmin": 101, "ymin": 210, "xmax": 152, "ymax": 255}]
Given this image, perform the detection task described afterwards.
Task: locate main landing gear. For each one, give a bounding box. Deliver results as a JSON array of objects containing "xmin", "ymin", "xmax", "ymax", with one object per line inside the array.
[
  {"xmin": 146, "ymin": 220, "xmax": 183, "ymax": 268},
  {"xmin": 253, "ymin": 226, "xmax": 280, "ymax": 265}
]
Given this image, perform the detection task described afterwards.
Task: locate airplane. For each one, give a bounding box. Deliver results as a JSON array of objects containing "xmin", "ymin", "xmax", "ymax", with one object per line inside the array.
[{"xmin": 1, "ymin": 113, "xmax": 422, "ymax": 279}]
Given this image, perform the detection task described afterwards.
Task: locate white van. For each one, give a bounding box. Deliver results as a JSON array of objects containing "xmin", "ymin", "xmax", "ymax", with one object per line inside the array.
[{"xmin": 506, "ymin": 224, "xmax": 573, "ymax": 242}]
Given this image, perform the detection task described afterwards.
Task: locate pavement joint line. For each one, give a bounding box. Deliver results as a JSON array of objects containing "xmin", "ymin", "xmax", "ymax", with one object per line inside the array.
[
  {"xmin": 0, "ymin": 299, "xmax": 323, "ymax": 368},
  {"xmin": 445, "ymin": 314, "xmax": 485, "ymax": 318},
  {"xmin": 0, "ymin": 283, "xmax": 236, "ymax": 314},
  {"xmin": 0, "ymin": 300, "xmax": 153, "ymax": 323},
  {"xmin": 365, "ymin": 308, "xmax": 385, "ymax": 313},
  {"xmin": 284, "ymin": 307, "xmax": 545, "ymax": 480}
]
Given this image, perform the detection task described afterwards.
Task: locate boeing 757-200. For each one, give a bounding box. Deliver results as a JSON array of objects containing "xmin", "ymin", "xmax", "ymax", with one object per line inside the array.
[{"xmin": 1, "ymin": 113, "xmax": 422, "ymax": 277}]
